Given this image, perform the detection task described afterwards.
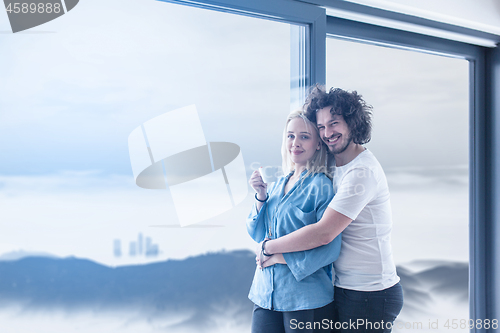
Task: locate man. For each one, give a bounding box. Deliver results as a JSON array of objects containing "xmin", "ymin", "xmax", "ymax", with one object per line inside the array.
[{"xmin": 260, "ymin": 86, "xmax": 403, "ymax": 333}]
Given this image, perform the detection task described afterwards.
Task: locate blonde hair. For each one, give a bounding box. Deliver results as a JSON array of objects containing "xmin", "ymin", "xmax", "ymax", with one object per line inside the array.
[{"xmin": 281, "ymin": 109, "xmax": 330, "ymax": 180}]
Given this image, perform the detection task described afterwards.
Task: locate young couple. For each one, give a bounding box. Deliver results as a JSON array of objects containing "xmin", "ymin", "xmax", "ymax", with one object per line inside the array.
[{"xmin": 247, "ymin": 86, "xmax": 403, "ymax": 333}]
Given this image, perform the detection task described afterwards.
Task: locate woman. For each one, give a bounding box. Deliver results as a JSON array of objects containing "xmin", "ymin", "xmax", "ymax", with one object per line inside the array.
[{"xmin": 247, "ymin": 110, "xmax": 341, "ymax": 333}]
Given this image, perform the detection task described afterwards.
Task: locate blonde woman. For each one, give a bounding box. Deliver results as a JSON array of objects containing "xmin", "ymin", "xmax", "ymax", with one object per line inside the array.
[{"xmin": 247, "ymin": 110, "xmax": 341, "ymax": 333}]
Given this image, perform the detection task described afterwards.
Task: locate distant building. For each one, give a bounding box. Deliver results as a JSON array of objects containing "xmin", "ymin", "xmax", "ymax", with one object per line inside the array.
[
  {"xmin": 129, "ymin": 241, "xmax": 137, "ymax": 256},
  {"xmin": 113, "ymin": 239, "xmax": 121, "ymax": 257},
  {"xmin": 115, "ymin": 233, "xmax": 159, "ymax": 258},
  {"xmin": 137, "ymin": 233, "xmax": 143, "ymax": 255},
  {"xmin": 145, "ymin": 237, "xmax": 159, "ymax": 257}
]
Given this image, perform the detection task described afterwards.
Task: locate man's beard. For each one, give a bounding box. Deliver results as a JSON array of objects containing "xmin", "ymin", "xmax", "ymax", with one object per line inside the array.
[{"xmin": 328, "ymin": 134, "xmax": 352, "ymax": 155}]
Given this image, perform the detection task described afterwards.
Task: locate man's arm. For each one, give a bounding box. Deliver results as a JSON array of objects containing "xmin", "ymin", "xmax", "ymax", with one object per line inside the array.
[
  {"xmin": 264, "ymin": 166, "xmax": 378, "ymax": 255},
  {"xmin": 264, "ymin": 207, "xmax": 352, "ymax": 255}
]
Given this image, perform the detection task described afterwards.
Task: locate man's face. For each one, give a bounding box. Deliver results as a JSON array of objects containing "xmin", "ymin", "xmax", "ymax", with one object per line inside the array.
[{"xmin": 316, "ymin": 107, "xmax": 352, "ymax": 155}]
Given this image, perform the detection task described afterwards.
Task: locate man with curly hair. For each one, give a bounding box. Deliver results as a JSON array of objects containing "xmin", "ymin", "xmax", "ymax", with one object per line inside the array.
[{"xmin": 260, "ymin": 86, "xmax": 403, "ymax": 332}]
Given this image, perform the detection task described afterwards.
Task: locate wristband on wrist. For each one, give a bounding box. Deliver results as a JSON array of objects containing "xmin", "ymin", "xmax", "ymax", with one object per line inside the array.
[
  {"xmin": 255, "ymin": 193, "xmax": 269, "ymax": 202},
  {"xmin": 262, "ymin": 239, "xmax": 272, "ymax": 257}
]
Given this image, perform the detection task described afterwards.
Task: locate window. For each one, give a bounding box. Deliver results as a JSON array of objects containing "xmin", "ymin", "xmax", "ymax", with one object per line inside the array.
[
  {"xmin": 327, "ymin": 36, "xmax": 469, "ymax": 325},
  {"xmin": 325, "ymin": 12, "xmax": 494, "ymax": 330},
  {"xmin": 0, "ymin": 1, "xmax": 326, "ymax": 332}
]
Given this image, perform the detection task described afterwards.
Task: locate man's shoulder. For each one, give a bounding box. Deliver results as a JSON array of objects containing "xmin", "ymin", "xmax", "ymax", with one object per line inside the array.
[
  {"xmin": 355, "ymin": 150, "xmax": 389, "ymax": 184},
  {"xmin": 339, "ymin": 149, "xmax": 386, "ymax": 180},
  {"xmin": 341, "ymin": 149, "xmax": 379, "ymax": 169},
  {"xmin": 356, "ymin": 149, "xmax": 381, "ymax": 167}
]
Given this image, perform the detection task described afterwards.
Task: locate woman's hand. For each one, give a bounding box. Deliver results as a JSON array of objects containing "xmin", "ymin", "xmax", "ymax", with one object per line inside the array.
[
  {"xmin": 249, "ymin": 170, "xmax": 267, "ymax": 199},
  {"xmin": 255, "ymin": 239, "xmax": 270, "ymax": 268},
  {"xmin": 257, "ymin": 253, "xmax": 286, "ymax": 269}
]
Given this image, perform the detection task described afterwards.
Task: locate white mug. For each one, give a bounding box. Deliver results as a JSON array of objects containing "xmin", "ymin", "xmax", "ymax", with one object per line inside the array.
[{"xmin": 258, "ymin": 166, "xmax": 282, "ymax": 184}]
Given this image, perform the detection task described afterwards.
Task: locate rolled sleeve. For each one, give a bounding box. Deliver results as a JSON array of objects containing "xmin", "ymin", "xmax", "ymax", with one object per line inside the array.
[{"xmin": 246, "ymin": 201, "xmax": 269, "ymax": 243}]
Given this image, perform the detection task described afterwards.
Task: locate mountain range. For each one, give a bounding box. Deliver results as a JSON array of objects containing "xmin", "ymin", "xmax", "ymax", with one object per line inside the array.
[
  {"xmin": 0, "ymin": 250, "xmax": 468, "ymax": 330},
  {"xmin": 0, "ymin": 250, "xmax": 256, "ymax": 329}
]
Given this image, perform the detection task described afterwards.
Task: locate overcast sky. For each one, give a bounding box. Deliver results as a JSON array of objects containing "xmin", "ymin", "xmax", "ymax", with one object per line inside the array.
[
  {"xmin": 0, "ymin": 0, "xmax": 469, "ymax": 266},
  {"xmin": 326, "ymin": 38, "xmax": 469, "ymax": 170}
]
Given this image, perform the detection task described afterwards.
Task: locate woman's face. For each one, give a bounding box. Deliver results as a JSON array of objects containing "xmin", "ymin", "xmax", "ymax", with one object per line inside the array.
[{"xmin": 286, "ymin": 117, "xmax": 321, "ymax": 169}]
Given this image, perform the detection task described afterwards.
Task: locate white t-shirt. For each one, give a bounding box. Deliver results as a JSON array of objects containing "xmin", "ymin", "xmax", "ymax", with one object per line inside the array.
[{"xmin": 329, "ymin": 149, "xmax": 400, "ymax": 291}]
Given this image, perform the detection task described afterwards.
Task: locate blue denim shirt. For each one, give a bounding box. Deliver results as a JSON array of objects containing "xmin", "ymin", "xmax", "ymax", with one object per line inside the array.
[{"xmin": 247, "ymin": 170, "xmax": 342, "ymax": 311}]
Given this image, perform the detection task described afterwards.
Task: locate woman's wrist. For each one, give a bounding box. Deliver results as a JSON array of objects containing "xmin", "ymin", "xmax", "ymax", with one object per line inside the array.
[
  {"xmin": 262, "ymin": 239, "xmax": 272, "ymax": 256},
  {"xmin": 263, "ymin": 239, "xmax": 276, "ymax": 256},
  {"xmin": 255, "ymin": 192, "xmax": 268, "ymax": 202}
]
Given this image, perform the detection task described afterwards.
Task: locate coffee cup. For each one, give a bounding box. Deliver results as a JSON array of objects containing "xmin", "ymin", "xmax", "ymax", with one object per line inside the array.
[{"xmin": 258, "ymin": 166, "xmax": 282, "ymax": 184}]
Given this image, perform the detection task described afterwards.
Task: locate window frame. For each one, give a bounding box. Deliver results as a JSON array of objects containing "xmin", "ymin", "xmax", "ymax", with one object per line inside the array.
[
  {"xmin": 157, "ymin": 0, "xmax": 327, "ymax": 87},
  {"xmin": 160, "ymin": 0, "xmax": 499, "ymax": 330}
]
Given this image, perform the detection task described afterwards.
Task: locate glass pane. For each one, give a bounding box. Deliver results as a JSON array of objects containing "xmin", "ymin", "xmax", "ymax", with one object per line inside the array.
[
  {"xmin": 327, "ymin": 38, "xmax": 469, "ymax": 330},
  {"xmin": 0, "ymin": 2, "xmax": 299, "ymax": 332}
]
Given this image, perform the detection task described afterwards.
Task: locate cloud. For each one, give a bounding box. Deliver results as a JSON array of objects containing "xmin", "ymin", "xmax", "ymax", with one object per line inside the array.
[
  {"xmin": 326, "ymin": 38, "xmax": 469, "ymax": 169},
  {"xmin": 385, "ymin": 164, "xmax": 468, "ymax": 190},
  {"xmin": 0, "ymin": 0, "xmax": 289, "ymax": 176},
  {"xmin": 387, "ymin": 166, "xmax": 469, "ymax": 264},
  {"xmin": 0, "ymin": 171, "xmax": 257, "ymax": 266}
]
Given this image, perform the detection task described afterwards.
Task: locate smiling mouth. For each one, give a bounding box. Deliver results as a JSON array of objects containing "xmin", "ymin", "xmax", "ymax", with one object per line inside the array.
[
  {"xmin": 326, "ymin": 134, "xmax": 341, "ymax": 144},
  {"xmin": 291, "ymin": 150, "xmax": 304, "ymax": 155}
]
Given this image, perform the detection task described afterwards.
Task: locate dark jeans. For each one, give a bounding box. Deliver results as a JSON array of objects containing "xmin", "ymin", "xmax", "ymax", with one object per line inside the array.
[
  {"xmin": 251, "ymin": 301, "xmax": 335, "ymax": 333},
  {"xmin": 333, "ymin": 282, "xmax": 403, "ymax": 333}
]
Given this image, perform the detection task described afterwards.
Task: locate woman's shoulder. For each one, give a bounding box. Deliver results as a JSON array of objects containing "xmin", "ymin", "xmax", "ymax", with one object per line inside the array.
[
  {"xmin": 302, "ymin": 172, "xmax": 334, "ymax": 194},
  {"xmin": 308, "ymin": 172, "xmax": 333, "ymax": 183}
]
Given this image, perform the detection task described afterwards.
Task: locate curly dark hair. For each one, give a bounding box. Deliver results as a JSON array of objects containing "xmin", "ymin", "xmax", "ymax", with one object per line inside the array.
[{"xmin": 303, "ymin": 85, "xmax": 373, "ymax": 145}]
